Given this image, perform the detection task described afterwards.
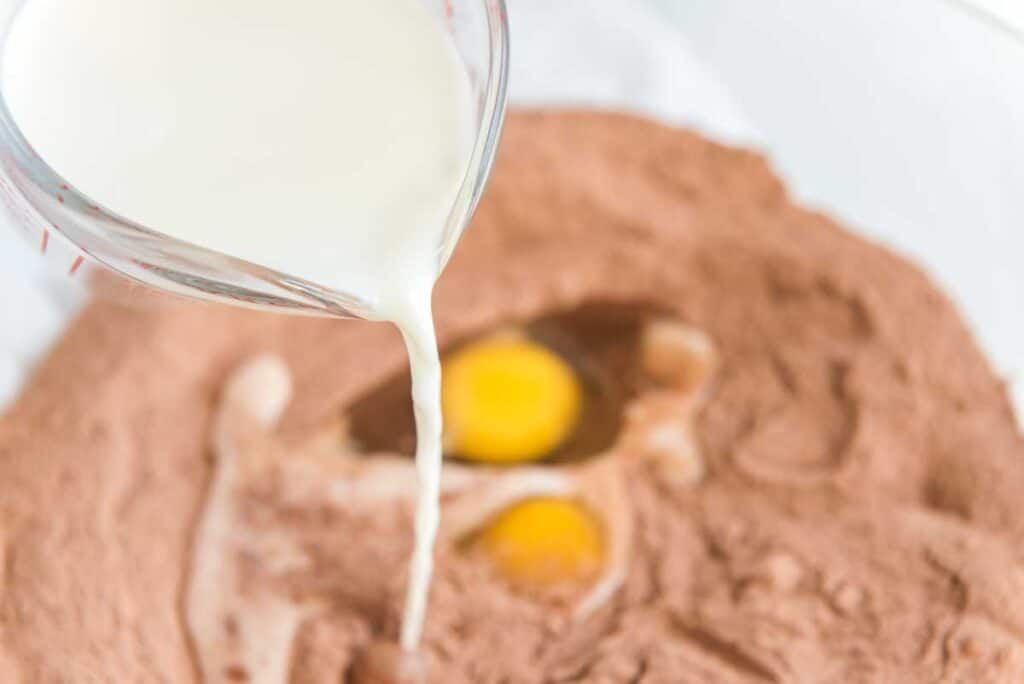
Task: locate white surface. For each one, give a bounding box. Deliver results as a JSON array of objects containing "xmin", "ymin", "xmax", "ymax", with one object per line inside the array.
[
  {"xmin": 963, "ymin": 0, "xmax": 1024, "ymax": 34},
  {"xmin": 508, "ymin": 0, "xmax": 758, "ymax": 146},
  {"xmin": 2, "ymin": 0, "xmax": 1023, "ymax": 415}
]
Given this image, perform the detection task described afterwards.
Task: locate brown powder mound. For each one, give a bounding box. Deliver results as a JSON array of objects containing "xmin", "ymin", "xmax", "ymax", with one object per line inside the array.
[{"xmin": 2, "ymin": 111, "xmax": 1024, "ymax": 682}]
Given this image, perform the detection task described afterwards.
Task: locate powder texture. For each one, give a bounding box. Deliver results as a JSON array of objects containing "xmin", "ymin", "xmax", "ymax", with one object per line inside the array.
[{"xmin": 2, "ymin": 111, "xmax": 1024, "ymax": 682}]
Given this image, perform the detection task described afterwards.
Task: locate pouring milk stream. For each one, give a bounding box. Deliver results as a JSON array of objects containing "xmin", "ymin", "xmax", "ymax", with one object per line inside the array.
[{"xmin": 3, "ymin": 0, "xmax": 477, "ymax": 652}]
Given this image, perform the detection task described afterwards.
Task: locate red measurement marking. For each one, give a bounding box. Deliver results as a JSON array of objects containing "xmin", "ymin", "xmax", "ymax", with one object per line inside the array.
[
  {"xmin": 68, "ymin": 255, "xmax": 84, "ymax": 275},
  {"xmin": 60, "ymin": 184, "xmax": 69, "ymax": 191},
  {"xmin": 57, "ymin": 195, "xmax": 65, "ymax": 204},
  {"xmin": 445, "ymin": 0, "xmax": 454, "ymax": 18},
  {"xmin": 40, "ymin": 229, "xmax": 49, "ymax": 254}
]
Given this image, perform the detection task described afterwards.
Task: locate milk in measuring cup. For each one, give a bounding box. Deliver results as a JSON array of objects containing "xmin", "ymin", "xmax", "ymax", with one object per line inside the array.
[{"xmin": 2, "ymin": 0, "xmax": 475, "ymax": 654}]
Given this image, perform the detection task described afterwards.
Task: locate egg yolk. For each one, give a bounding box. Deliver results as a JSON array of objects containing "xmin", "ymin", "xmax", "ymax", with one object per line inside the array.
[
  {"xmin": 442, "ymin": 337, "xmax": 581, "ymax": 463},
  {"xmin": 479, "ymin": 498, "xmax": 604, "ymax": 586}
]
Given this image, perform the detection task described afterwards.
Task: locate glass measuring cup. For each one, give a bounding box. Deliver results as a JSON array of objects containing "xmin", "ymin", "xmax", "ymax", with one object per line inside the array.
[{"xmin": 0, "ymin": 0, "xmax": 509, "ymax": 319}]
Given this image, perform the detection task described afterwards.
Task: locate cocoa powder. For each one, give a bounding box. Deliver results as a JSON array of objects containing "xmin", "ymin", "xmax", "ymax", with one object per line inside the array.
[{"xmin": 1, "ymin": 111, "xmax": 1023, "ymax": 682}]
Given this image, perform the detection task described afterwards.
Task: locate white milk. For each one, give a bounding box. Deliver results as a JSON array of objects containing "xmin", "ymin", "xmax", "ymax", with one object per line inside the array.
[{"xmin": 3, "ymin": 0, "xmax": 474, "ymax": 653}]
